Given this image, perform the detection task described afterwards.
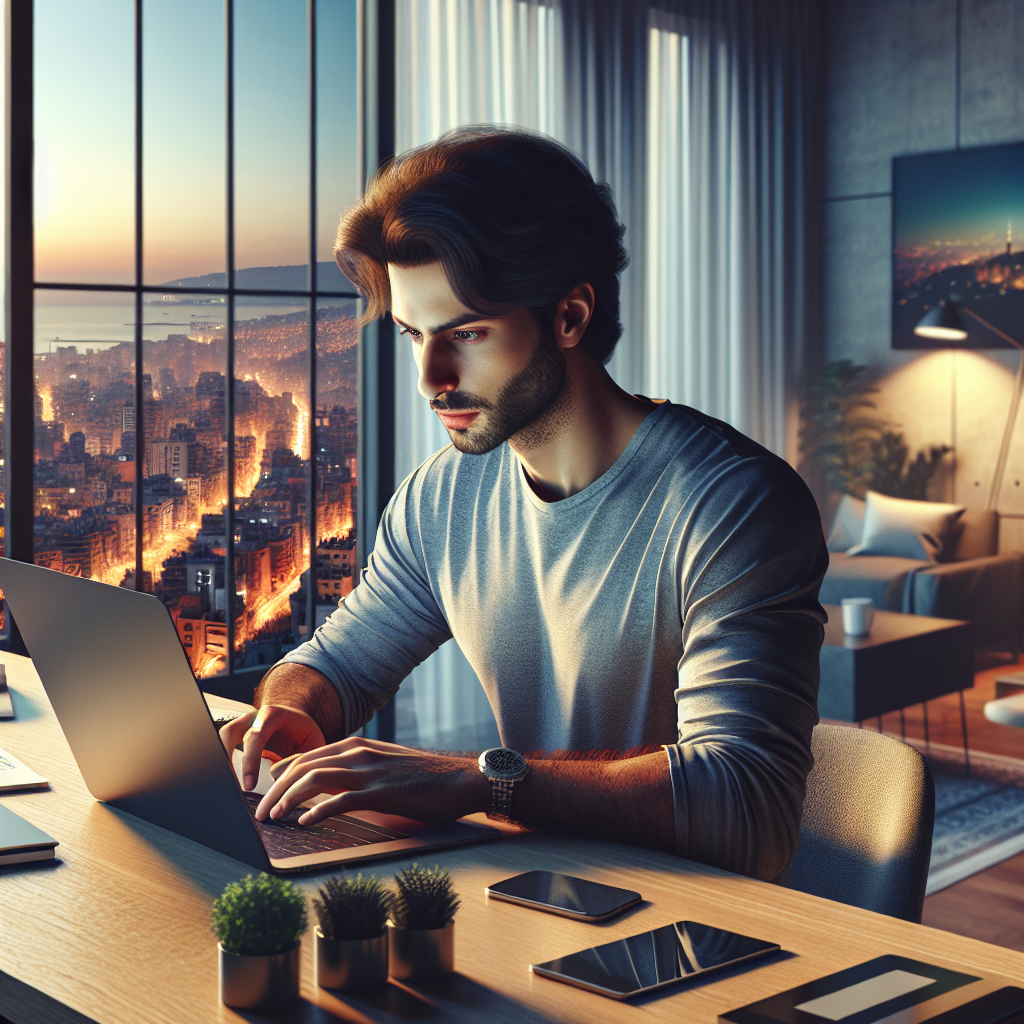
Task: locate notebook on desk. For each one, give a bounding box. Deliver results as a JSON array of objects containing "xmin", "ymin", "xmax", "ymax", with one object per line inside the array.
[
  {"xmin": 0, "ymin": 803, "xmax": 58, "ymax": 866},
  {"xmin": 0, "ymin": 746, "xmax": 49, "ymax": 793},
  {"xmin": 0, "ymin": 557, "xmax": 498, "ymax": 873}
]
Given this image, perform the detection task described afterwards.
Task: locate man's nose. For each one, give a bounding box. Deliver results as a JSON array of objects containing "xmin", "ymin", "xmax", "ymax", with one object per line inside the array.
[{"xmin": 416, "ymin": 334, "xmax": 459, "ymax": 400}]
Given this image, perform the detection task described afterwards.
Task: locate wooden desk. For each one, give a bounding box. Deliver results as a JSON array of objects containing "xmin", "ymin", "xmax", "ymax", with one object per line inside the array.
[{"xmin": 2, "ymin": 652, "xmax": 1022, "ymax": 1024}]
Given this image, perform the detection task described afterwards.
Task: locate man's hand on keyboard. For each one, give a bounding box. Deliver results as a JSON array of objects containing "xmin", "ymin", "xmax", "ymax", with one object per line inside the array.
[
  {"xmin": 219, "ymin": 705, "xmax": 326, "ymax": 791},
  {"xmin": 252, "ymin": 737, "xmax": 491, "ymax": 826}
]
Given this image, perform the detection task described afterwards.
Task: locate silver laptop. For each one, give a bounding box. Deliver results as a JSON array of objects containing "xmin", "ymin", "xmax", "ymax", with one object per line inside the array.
[{"xmin": 0, "ymin": 557, "xmax": 498, "ymax": 873}]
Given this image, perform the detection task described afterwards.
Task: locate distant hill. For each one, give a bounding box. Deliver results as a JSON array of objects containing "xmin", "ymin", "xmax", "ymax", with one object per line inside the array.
[{"xmin": 161, "ymin": 261, "xmax": 353, "ymax": 293}]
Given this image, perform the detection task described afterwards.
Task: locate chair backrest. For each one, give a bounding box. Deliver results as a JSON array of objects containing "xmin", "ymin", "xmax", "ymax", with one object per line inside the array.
[{"xmin": 789, "ymin": 724, "xmax": 934, "ymax": 923}]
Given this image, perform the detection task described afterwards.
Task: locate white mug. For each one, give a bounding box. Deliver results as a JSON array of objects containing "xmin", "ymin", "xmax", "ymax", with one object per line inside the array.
[{"xmin": 841, "ymin": 597, "xmax": 874, "ymax": 636}]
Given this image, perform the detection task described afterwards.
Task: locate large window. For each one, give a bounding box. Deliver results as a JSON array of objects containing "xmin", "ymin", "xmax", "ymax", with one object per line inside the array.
[{"xmin": 23, "ymin": 0, "xmax": 360, "ymax": 685}]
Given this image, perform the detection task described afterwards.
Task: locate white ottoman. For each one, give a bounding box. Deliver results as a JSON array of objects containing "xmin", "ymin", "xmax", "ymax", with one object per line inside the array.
[{"xmin": 983, "ymin": 693, "xmax": 1024, "ymax": 728}]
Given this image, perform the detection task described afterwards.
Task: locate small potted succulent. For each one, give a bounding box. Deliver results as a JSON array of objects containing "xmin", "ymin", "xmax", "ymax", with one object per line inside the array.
[
  {"xmin": 312, "ymin": 874, "xmax": 393, "ymax": 993},
  {"xmin": 211, "ymin": 873, "xmax": 308, "ymax": 1009},
  {"xmin": 388, "ymin": 864, "xmax": 460, "ymax": 983}
]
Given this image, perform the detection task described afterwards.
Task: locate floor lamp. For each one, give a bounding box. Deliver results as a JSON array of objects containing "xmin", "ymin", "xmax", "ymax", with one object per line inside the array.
[{"xmin": 914, "ymin": 301, "xmax": 1024, "ymax": 512}]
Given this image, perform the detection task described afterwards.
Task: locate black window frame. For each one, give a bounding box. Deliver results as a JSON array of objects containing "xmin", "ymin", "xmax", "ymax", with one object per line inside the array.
[{"xmin": 3, "ymin": 0, "xmax": 396, "ymax": 731}]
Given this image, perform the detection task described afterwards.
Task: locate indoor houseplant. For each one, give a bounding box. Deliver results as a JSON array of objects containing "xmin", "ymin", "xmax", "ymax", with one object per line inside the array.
[
  {"xmin": 211, "ymin": 872, "xmax": 308, "ymax": 1009},
  {"xmin": 799, "ymin": 359, "xmax": 952, "ymax": 516},
  {"xmin": 312, "ymin": 874, "xmax": 393, "ymax": 992},
  {"xmin": 388, "ymin": 864, "xmax": 460, "ymax": 983}
]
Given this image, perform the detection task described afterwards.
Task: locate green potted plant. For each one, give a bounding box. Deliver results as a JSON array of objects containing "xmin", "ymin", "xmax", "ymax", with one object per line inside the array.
[
  {"xmin": 312, "ymin": 874, "xmax": 393, "ymax": 992},
  {"xmin": 799, "ymin": 359, "xmax": 953, "ymax": 516},
  {"xmin": 388, "ymin": 864, "xmax": 460, "ymax": 983},
  {"xmin": 211, "ymin": 873, "xmax": 308, "ymax": 1009}
]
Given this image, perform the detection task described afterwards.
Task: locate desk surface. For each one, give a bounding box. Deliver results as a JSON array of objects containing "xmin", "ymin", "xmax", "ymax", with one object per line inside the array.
[
  {"xmin": 2, "ymin": 652, "xmax": 1023, "ymax": 1024},
  {"xmin": 822, "ymin": 604, "xmax": 970, "ymax": 650}
]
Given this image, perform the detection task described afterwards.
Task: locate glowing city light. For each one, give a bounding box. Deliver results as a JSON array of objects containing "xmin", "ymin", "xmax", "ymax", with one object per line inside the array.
[{"xmin": 30, "ymin": 306, "xmax": 357, "ymax": 674}]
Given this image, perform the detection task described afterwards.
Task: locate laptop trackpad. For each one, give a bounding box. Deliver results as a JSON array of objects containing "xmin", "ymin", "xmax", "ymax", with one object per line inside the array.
[{"xmin": 231, "ymin": 749, "xmax": 279, "ymax": 796}]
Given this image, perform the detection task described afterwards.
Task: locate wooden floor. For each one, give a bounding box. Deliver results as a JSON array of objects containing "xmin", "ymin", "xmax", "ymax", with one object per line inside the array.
[
  {"xmin": 848, "ymin": 653, "xmax": 1024, "ymax": 952},
  {"xmin": 922, "ymin": 851, "xmax": 1024, "ymax": 952},
  {"xmin": 864, "ymin": 652, "xmax": 1024, "ymax": 760}
]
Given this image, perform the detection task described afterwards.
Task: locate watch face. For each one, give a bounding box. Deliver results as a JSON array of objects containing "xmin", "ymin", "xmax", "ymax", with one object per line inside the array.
[{"xmin": 484, "ymin": 748, "xmax": 526, "ymax": 776}]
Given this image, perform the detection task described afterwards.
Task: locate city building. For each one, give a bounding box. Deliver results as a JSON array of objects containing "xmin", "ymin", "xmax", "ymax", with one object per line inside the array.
[{"xmin": 149, "ymin": 441, "xmax": 190, "ymax": 480}]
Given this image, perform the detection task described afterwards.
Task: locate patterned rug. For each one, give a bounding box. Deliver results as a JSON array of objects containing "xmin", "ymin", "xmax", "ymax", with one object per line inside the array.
[{"xmin": 923, "ymin": 742, "xmax": 1024, "ymax": 896}]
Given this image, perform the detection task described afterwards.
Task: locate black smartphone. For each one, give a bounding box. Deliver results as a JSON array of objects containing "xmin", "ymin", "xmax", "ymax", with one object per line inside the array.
[
  {"xmin": 485, "ymin": 870, "xmax": 641, "ymax": 922},
  {"xmin": 531, "ymin": 920, "xmax": 780, "ymax": 1000}
]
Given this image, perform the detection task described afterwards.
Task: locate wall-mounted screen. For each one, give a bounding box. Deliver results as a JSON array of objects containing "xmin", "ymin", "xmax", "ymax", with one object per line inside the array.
[{"xmin": 893, "ymin": 141, "xmax": 1024, "ymax": 349}]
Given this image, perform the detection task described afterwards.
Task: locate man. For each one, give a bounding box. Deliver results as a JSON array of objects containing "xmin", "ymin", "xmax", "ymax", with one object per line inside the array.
[{"xmin": 221, "ymin": 126, "xmax": 827, "ymax": 881}]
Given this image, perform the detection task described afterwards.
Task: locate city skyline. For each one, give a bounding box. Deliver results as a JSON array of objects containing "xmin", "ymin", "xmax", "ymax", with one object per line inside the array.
[
  {"xmin": 27, "ymin": 300, "xmax": 359, "ymax": 676},
  {"xmin": 893, "ymin": 141, "xmax": 1024, "ymax": 349}
]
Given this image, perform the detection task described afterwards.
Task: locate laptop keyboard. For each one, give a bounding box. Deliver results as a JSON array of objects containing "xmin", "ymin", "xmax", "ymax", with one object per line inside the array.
[{"xmin": 243, "ymin": 791, "xmax": 409, "ymax": 859}]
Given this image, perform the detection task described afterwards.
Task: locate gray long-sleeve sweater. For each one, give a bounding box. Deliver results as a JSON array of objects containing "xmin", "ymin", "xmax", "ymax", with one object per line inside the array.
[{"xmin": 283, "ymin": 402, "xmax": 828, "ymax": 880}]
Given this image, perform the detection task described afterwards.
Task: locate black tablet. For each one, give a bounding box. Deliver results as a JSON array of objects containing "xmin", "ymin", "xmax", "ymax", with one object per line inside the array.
[{"xmin": 531, "ymin": 919, "xmax": 779, "ymax": 1000}]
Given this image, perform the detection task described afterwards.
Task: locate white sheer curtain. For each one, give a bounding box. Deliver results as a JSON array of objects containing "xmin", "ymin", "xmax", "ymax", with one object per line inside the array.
[
  {"xmin": 643, "ymin": 1, "xmax": 817, "ymax": 452},
  {"xmin": 389, "ymin": 0, "xmax": 820, "ymax": 749}
]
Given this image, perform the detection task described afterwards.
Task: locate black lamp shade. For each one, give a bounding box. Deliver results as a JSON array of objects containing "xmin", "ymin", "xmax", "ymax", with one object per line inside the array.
[{"xmin": 914, "ymin": 302, "xmax": 968, "ymax": 342}]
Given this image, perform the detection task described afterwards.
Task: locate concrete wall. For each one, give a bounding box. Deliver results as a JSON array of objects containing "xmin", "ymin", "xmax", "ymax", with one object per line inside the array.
[{"xmin": 824, "ymin": 0, "xmax": 1024, "ymax": 550}]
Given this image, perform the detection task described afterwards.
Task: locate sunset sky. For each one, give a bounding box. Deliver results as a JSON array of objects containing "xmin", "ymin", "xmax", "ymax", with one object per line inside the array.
[
  {"xmin": 895, "ymin": 143, "xmax": 1024, "ymax": 252},
  {"xmin": 34, "ymin": 0, "xmax": 359, "ymax": 286}
]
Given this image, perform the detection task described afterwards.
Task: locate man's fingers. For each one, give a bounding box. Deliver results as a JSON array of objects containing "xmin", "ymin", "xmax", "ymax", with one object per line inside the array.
[
  {"xmin": 297, "ymin": 789, "xmax": 377, "ymax": 825},
  {"xmin": 267, "ymin": 738, "xmax": 401, "ymax": 786},
  {"xmin": 266, "ymin": 744, "xmax": 331, "ymax": 782},
  {"xmin": 257, "ymin": 745, "xmax": 422, "ymax": 820},
  {"xmin": 257, "ymin": 753, "xmax": 349, "ymax": 815},
  {"xmin": 324, "ymin": 735, "xmax": 414, "ymax": 755},
  {"xmin": 268, "ymin": 752, "xmax": 302, "ymax": 781},
  {"xmin": 257, "ymin": 765, "xmax": 364, "ymax": 821},
  {"xmin": 219, "ymin": 711, "xmax": 257, "ymax": 758},
  {"xmin": 251, "ymin": 746, "xmax": 479, "ymax": 827},
  {"xmin": 255, "ymin": 727, "xmax": 355, "ymax": 784},
  {"xmin": 337, "ymin": 735, "xmax": 408, "ymax": 753},
  {"xmin": 240, "ymin": 706, "xmax": 281, "ymax": 789}
]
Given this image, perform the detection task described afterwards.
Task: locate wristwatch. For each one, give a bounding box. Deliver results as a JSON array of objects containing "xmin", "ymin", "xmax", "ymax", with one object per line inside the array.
[{"xmin": 478, "ymin": 747, "xmax": 529, "ymax": 823}]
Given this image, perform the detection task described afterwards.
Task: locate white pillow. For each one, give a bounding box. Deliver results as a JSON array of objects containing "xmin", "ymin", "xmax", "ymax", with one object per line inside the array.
[
  {"xmin": 826, "ymin": 494, "xmax": 865, "ymax": 552},
  {"xmin": 846, "ymin": 491, "xmax": 965, "ymax": 562}
]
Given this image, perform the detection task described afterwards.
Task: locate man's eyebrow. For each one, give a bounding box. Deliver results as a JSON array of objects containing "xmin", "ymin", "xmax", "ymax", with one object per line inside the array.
[{"xmin": 392, "ymin": 312, "xmax": 486, "ymax": 335}]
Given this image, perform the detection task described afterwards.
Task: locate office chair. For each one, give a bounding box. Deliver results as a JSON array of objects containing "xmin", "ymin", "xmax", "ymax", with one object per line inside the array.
[{"xmin": 789, "ymin": 724, "xmax": 935, "ymax": 923}]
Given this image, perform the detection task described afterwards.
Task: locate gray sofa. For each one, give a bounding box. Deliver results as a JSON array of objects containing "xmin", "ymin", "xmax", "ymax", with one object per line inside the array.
[{"xmin": 820, "ymin": 508, "xmax": 1024, "ymax": 653}]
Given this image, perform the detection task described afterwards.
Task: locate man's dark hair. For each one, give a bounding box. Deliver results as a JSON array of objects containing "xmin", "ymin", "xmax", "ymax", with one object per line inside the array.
[{"xmin": 335, "ymin": 126, "xmax": 629, "ymax": 364}]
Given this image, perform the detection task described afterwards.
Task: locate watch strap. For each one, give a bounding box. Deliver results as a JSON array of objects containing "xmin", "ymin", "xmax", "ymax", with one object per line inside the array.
[{"xmin": 488, "ymin": 777, "xmax": 516, "ymax": 821}]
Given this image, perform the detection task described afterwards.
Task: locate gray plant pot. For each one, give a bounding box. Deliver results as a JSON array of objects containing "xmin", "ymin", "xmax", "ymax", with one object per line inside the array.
[
  {"xmin": 218, "ymin": 942, "xmax": 301, "ymax": 1010},
  {"xmin": 314, "ymin": 927, "xmax": 389, "ymax": 992},
  {"xmin": 388, "ymin": 922, "xmax": 454, "ymax": 983}
]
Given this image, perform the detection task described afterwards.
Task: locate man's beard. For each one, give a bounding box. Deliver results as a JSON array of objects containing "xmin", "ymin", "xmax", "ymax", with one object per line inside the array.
[{"xmin": 430, "ymin": 327, "xmax": 567, "ymax": 455}]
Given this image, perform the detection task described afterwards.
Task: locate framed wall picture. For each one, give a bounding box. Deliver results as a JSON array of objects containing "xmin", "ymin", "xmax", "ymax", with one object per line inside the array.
[{"xmin": 892, "ymin": 141, "xmax": 1024, "ymax": 349}]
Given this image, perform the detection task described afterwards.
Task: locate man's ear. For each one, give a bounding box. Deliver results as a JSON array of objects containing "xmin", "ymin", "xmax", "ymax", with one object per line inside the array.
[{"xmin": 554, "ymin": 282, "xmax": 595, "ymax": 350}]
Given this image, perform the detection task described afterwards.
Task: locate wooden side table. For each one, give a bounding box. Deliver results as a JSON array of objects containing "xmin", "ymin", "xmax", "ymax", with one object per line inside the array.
[
  {"xmin": 994, "ymin": 671, "xmax": 1024, "ymax": 699},
  {"xmin": 819, "ymin": 605, "xmax": 973, "ymax": 758}
]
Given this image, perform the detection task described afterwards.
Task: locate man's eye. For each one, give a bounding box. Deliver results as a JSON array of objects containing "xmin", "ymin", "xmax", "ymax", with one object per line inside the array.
[
  {"xmin": 398, "ymin": 327, "xmax": 422, "ymax": 342},
  {"xmin": 452, "ymin": 330, "xmax": 482, "ymax": 342}
]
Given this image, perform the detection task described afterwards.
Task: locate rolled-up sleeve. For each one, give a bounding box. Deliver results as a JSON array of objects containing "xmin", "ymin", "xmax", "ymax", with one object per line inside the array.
[
  {"xmin": 280, "ymin": 472, "xmax": 451, "ymax": 732},
  {"xmin": 665, "ymin": 457, "xmax": 827, "ymax": 880}
]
